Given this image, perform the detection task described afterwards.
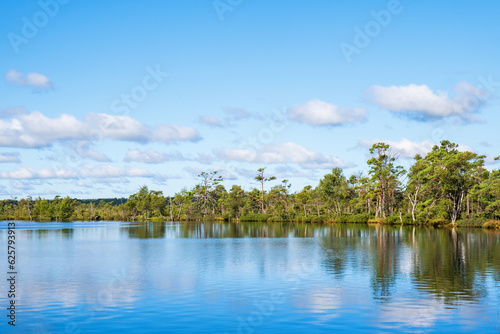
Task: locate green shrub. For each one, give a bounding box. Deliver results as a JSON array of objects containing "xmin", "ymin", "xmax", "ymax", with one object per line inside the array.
[
  {"xmin": 295, "ymin": 215, "xmax": 312, "ymax": 223},
  {"xmin": 334, "ymin": 213, "xmax": 370, "ymax": 224},
  {"xmin": 310, "ymin": 216, "xmax": 326, "ymax": 223},
  {"xmin": 483, "ymin": 220, "xmax": 500, "ymax": 229},
  {"xmin": 456, "ymin": 217, "xmax": 487, "ymax": 227},
  {"xmin": 400, "ymin": 214, "xmax": 415, "ymax": 224},
  {"xmin": 222, "ymin": 213, "xmax": 233, "ymax": 221},
  {"xmin": 425, "ymin": 219, "xmax": 449, "ymax": 226},
  {"xmin": 383, "ymin": 215, "xmax": 402, "ymax": 225},
  {"xmin": 239, "ymin": 213, "xmax": 271, "ymax": 222}
]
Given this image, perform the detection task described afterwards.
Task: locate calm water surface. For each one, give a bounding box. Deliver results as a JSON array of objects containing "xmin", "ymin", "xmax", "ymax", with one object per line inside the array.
[{"xmin": 1, "ymin": 221, "xmax": 500, "ymax": 333}]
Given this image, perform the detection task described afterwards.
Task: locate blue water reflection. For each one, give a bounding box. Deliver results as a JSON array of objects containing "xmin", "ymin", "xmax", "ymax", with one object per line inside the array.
[{"xmin": 0, "ymin": 221, "xmax": 499, "ymax": 333}]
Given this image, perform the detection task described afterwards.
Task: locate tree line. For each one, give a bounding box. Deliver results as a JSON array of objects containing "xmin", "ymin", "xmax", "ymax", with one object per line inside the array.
[{"xmin": 1, "ymin": 140, "xmax": 499, "ymax": 227}]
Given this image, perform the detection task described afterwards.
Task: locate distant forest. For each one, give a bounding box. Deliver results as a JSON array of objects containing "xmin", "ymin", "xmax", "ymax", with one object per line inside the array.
[{"xmin": 1, "ymin": 141, "xmax": 499, "ymax": 228}]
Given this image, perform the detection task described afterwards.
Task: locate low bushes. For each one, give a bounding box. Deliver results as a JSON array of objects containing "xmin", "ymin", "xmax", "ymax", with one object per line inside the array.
[
  {"xmin": 334, "ymin": 214, "xmax": 371, "ymax": 224},
  {"xmin": 456, "ymin": 218, "xmax": 487, "ymax": 227},
  {"xmin": 368, "ymin": 218, "xmax": 385, "ymax": 224},
  {"xmin": 483, "ymin": 220, "xmax": 500, "ymax": 229},
  {"xmin": 239, "ymin": 213, "xmax": 272, "ymax": 222},
  {"xmin": 424, "ymin": 219, "xmax": 449, "ymax": 227}
]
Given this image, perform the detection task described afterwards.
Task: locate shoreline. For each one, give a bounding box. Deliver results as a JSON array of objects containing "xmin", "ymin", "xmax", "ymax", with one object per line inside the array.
[{"xmin": 2, "ymin": 218, "xmax": 499, "ymax": 229}]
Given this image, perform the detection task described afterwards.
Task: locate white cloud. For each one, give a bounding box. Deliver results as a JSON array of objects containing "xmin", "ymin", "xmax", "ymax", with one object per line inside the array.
[
  {"xmin": 80, "ymin": 164, "xmax": 153, "ymax": 178},
  {"xmin": 287, "ymin": 99, "xmax": 367, "ymax": 126},
  {"xmin": 358, "ymin": 138, "xmax": 434, "ymax": 158},
  {"xmin": 67, "ymin": 141, "xmax": 110, "ymax": 162},
  {"xmin": 0, "ymin": 152, "xmax": 20, "ymax": 163},
  {"xmin": 0, "ymin": 167, "xmax": 77, "ymax": 179},
  {"xmin": 199, "ymin": 116, "xmax": 223, "ymax": 127},
  {"xmin": 124, "ymin": 149, "xmax": 213, "ymax": 164},
  {"xmin": 0, "ymin": 111, "xmax": 86, "ymax": 147},
  {"xmin": 82, "ymin": 150, "xmax": 110, "ymax": 162},
  {"xmin": 86, "ymin": 113, "xmax": 148, "ymax": 142},
  {"xmin": 0, "ymin": 164, "xmax": 157, "ymax": 180},
  {"xmin": 366, "ymin": 82, "xmax": 487, "ymax": 120},
  {"xmin": 126, "ymin": 167, "xmax": 154, "ymax": 177},
  {"xmin": 151, "ymin": 125, "xmax": 201, "ymax": 143},
  {"xmin": 0, "ymin": 111, "xmax": 201, "ymax": 148},
  {"xmin": 125, "ymin": 149, "xmax": 170, "ymax": 163},
  {"xmin": 358, "ymin": 138, "xmax": 475, "ymax": 158},
  {"xmin": 5, "ymin": 69, "xmax": 54, "ymax": 90},
  {"xmin": 214, "ymin": 142, "xmax": 351, "ymax": 169}
]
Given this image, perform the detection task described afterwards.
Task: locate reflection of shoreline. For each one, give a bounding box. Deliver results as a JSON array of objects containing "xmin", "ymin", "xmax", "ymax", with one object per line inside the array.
[
  {"xmin": 2, "ymin": 222, "xmax": 499, "ymax": 332},
  {"xmin": 320, "ymin": 224, "xmax": 499, "ymax": 305}
]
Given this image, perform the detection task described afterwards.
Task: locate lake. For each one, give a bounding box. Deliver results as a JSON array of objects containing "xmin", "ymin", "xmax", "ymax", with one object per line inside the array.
[{"xmin": 1, "ymin": 221, "xmax": 500, "ymax": 333}]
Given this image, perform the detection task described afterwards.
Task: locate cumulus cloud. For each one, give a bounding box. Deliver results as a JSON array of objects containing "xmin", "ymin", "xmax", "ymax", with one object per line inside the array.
[
  {"xmin": 0, "ymin": 152, "xmax": 20, "ymax": 163},
  {"xmin": 86, "ymin": 113, "xmax": 149, "ymax": 142},
  {"xmin": 366, "ymin": 82, "xmax": 487, "ymax": 120},
  {"xmin": 358, "ymin": 138, "xmax": 474, "ymax": 158},
  {"xmin": 0, "ymin": 167, "xmax": 77, "ymax": 179},
  {"xmin": 0, "ymin": 111, "xmax": 86, "ymax": 147},
  {"xmin": 287, "ymin": 99, "xmax": 367, "ymax": 126},
  {"xmin": 214, "ymin": 142, "xmax": 351, "ymax": 169},
  {"xmin": 5, "ymin": 69, "xmax": 54, "ymax": 91},
  {"xmin": 0, "ymin": 111, "xmax": 201, "ymax": 148}
]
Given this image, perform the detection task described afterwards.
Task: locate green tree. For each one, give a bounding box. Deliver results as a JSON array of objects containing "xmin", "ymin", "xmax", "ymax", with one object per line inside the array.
[
  {"xmin": 223, "ymin": 185, "xmax": 246, "ymax": 218},
  {"xmin": 254, "ymin": 168, "xmax": 276, "ymax": 214},
  {"xmin": 318, "ymin": 168, "xmax": 349, "ymax": 217},
  {"xmin": 367, "ymin": 143, "xmax": 405, "ymax": 219},
  {"xmin": 198, "ymin": 171, "xmax": 224, "ymax": 217},
  {"xmin": 422, "ymin": 141, "xmax": 485, "ymax": 224},
  {"xmin": 296, "ymin": 185, "xmax": 313, "ymax": 217},
  {"xmin": 405, "ymin": 154, "xmax": 427, "ymax": 222},
  {"xmin": 56, "ymin": 196, "xmax": 75, "ymax": 221},
  {"xmin": 150, "ymin": 190, "xmax": 166, "ymax": 217}
]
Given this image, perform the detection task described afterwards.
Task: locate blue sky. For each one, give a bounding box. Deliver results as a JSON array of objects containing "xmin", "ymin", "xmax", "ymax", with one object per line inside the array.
[{"xmin": 1, "ymin": 0, "xmax": 499, "ymax": 199}]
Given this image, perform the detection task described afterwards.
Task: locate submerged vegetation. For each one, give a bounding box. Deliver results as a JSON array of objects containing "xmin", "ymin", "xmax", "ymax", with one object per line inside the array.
[{"xmin": 1, "ymin": 140, "xmax": 499, "ymax": 228}]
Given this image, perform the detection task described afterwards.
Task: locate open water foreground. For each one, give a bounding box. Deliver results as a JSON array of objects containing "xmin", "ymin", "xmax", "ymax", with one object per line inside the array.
[{"xmin": 1, "ymin": 220, "xmax": 500, "ymax": 333}]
